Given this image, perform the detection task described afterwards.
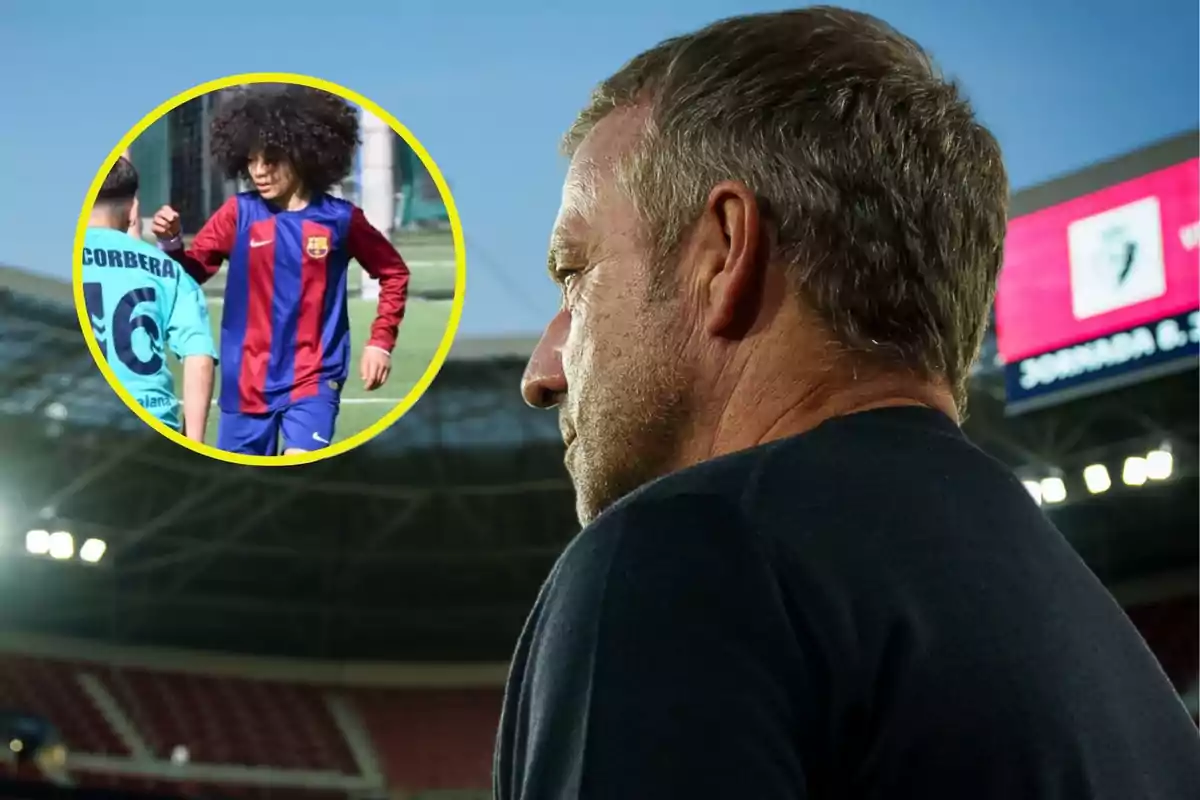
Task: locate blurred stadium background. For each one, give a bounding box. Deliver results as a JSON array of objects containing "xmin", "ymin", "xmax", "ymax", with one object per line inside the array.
[
  {"xmin": 133, "ymin": 90, "xmax": 460, "ymax": 444},
  {"xmin": 0, "ymin": 113, "xmax": 1196, "ymax": 800}
]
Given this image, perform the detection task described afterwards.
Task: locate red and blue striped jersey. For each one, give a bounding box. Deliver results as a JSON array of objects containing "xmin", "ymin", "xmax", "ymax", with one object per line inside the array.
[{"xmin": 165, "ymin": 192, "xmax": 410, "ymax": 414}]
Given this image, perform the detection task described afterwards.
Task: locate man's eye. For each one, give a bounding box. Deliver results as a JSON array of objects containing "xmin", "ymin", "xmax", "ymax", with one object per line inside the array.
[{"xmin": 556, "ymin": 270, "xmax": 582, "ymax": 295}]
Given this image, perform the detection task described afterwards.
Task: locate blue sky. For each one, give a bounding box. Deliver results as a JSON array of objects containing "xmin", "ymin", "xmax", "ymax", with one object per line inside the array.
[{"xmin": 0, "ymin": 0, "xmax": 1195, "ymax": 337}]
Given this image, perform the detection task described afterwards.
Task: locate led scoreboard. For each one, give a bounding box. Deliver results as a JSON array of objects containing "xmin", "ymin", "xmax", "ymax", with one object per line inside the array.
[{"xmin": 995, "ymin": 133, "xmax": 1199, "ymax": 413}]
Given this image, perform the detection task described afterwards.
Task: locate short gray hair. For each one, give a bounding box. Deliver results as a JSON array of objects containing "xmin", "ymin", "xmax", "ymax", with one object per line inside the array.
[{"xmin": 565, "ymin": 6, "xmax": 1009, "ymax": 408}]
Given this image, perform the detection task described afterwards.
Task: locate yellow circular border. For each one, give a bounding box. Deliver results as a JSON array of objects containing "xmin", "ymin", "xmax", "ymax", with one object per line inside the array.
[{"xmin": 73, "ymin": 72, "xmax": 467, "ymax": 468}]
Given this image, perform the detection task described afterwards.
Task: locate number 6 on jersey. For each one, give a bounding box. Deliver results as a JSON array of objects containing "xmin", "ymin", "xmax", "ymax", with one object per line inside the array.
[{"xmin": 83, "ymin": 283, "xmax": 165, "ymax": 376}]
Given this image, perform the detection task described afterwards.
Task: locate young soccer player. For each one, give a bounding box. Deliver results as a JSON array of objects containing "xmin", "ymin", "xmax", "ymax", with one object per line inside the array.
[
  {"xmin": 83, "ymin": 157, "xmax": 217, "ymax": 441},
  {"xmin": 150, "ymin": 84, "xmax": 411, "ymax": 457}
]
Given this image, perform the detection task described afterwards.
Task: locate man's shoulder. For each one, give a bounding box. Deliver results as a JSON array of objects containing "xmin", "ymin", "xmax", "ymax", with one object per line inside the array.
[
  {"xmin": 561, "ymin": 473, "xmax": 755, "ymax": 589},
  {"xmin": 540, "ymin": 484, "xmax": 770, "ymax": 660},
  {"xmin": 594, "ymin": 479, "xmax": 747, "ymax": 535},
  {"xmin": 565, "ymin": 429, "xmax": 807, "ymax": 574},
  {"xmin": 596, "ymin": 445, "xmax": 761, "ymax": 529}
]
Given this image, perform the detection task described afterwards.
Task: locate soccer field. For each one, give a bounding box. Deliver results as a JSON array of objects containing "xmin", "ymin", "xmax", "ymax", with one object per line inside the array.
[{"xmin": 169, "ymin": 229, "xmax": 458, "ymax": 447}]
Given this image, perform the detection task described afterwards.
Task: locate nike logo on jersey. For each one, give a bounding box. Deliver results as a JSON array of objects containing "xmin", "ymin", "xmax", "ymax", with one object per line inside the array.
[
  {"xmin": 312, "ymin": 432, "xmax": 330, "ymax": 444},
  {"xmin": 249, "ymin": 239, "xmax": 273, "ymax": 248}
]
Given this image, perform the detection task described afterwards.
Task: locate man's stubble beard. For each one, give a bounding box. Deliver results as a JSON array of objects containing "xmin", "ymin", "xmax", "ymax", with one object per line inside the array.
[{"xmin": 569, "ymin": 286, "xmax": 697, "ymax": 526}]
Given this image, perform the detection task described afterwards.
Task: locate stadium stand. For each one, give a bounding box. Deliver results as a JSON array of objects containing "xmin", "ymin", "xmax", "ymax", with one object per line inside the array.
[
  {"xmin": 0, "ymin": 635, "xmax": 501, "ymax": 799},
  {"xmin": 0, "ymin": 656, "xmax": 128, "ymax": 756},
  {"xmin": 102, "ymin": 668, "xmax": 358, "ymax": 771}
]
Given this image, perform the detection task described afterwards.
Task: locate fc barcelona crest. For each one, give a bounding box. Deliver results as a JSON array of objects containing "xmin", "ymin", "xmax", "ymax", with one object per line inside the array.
[{"xmin": 305, "ymin": 235, "xmax": 330, "ymax": 259}]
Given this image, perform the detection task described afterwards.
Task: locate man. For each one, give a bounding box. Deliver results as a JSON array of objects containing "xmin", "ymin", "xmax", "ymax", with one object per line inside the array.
[
  {"xmin": 83, "ymin": 157, "xmax": 216, "ymax": 442},
  {"xmin": 150, "ymin": 84, "xmax": 410, "ymax": 456},
  {"xmin": 498, "ymin": 7, "xmax": 1200, "ymax": 799}
]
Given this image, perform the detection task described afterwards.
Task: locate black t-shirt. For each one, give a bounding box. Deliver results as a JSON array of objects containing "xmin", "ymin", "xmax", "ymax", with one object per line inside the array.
[{"xmin": 494, "ymin": 407, "xmax": 1200, "ymax": 799}]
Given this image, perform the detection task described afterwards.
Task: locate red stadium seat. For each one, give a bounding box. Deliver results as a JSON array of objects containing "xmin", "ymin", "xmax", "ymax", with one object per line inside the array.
[
  {"xmin": 352, "ymin": 687, "xmax": 501, "ymax": 790},
  {"xmin": 101, "ymin": 669, "xmax": 357, "ymax": 772},
  {"xmin": 0, "ymin": 656, "xmax": 128, "ymax": 756}
]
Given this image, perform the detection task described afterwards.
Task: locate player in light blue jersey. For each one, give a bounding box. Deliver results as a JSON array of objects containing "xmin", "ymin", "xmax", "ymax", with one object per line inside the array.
[{"xmin": 82, "ymin": 157, "xmax": 217, "ymax": 441}]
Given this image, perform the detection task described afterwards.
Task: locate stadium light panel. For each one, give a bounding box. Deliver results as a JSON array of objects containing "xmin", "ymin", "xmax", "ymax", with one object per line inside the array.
[
  {"xmin": 1083, "ymin": 464, "xmax": 1112, "ymax": 494},
  {"xmin": 79, "ymin": 538, "xmax": 107, "ymax": 564},
  {"xmin": 1145, "ymin": 449, "xmax": 1173, "ymax": 481},
  {"xmin": 1122, "ymin": 457, "xmax": 1148, "ymax": 487},
  {"xmin": 48, "ymin": 531, "xmax": 73, "ymax": 560},
  {"xmin": 1022, "ymin": 480, "xmax": 1043, "ymax": 505},
  {"xmin": 9, "ymin": 739, "xmax": 22, "ymax": 753},
  {"xmin": 1040, "ymin": 477, "xmax": 1067, "ymax": 504},
  {"xmin": 25, "ymin": 529, "xmax": 50, "ymax": 555}
]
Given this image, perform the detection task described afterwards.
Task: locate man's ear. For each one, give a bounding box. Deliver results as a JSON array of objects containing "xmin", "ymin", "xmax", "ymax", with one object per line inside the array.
[
  {"xmin": 698, "ymin": 180, "xmax": 763, "ymax": 338},
  {"xmin": 128, "ymin": 196, "xmax": 142, "ymax": 238}
]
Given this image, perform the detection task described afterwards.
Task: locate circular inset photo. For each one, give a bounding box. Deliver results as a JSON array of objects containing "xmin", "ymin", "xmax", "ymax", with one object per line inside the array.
[{"xmin": 73, "ymin": 73, "xmax": 465, "ymax": 466}]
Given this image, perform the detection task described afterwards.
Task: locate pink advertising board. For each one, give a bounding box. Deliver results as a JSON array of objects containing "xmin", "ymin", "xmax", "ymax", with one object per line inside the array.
[{"xmin": 995, "ymin": 159, "xmax": 1200, "ymax": 364}]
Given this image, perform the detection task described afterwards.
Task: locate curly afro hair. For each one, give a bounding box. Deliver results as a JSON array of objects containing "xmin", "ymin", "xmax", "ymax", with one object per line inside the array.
[{"xmin": 209, "ymin": 84, "xmax": 361, "ymax": 194}]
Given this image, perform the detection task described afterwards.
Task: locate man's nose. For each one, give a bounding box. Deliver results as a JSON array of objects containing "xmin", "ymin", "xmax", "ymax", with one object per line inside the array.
[{"xmin": 521, "ymin": 310, "xmax": 570, "ymax": 409}]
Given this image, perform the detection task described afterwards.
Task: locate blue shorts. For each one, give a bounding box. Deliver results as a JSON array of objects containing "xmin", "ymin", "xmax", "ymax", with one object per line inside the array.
[{"xmin": 217, "ymin": 396, "xmax": 340, "ymax": 456}]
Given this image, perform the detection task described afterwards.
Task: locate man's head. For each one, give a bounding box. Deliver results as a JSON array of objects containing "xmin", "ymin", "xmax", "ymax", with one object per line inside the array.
[
  {"xmin": 90, "ymin": 157, "xmax": 139, "ymax": 231},
  {"xmin": 209, "ymin": 84, "xmax": 361, "ymax": 203},
  {"xmin": 522, "ymin": 6, "xmax": 1009, "ymax": 524}
]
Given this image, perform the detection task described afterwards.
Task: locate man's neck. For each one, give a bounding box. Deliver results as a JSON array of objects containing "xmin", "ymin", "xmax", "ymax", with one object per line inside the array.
[
  {"xmin": 87, "ymin": 211, "xmax": 123, "ymax": 231},
  {"xmin": 678, "ymin": 339, "xmax": 958, "ymax": 470}
]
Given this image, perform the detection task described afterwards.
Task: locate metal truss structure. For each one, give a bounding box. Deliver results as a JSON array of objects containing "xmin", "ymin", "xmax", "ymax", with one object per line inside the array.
[{"xmin": 0, "ymin": 266, "xmax": 1195, "ymax": 664}]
